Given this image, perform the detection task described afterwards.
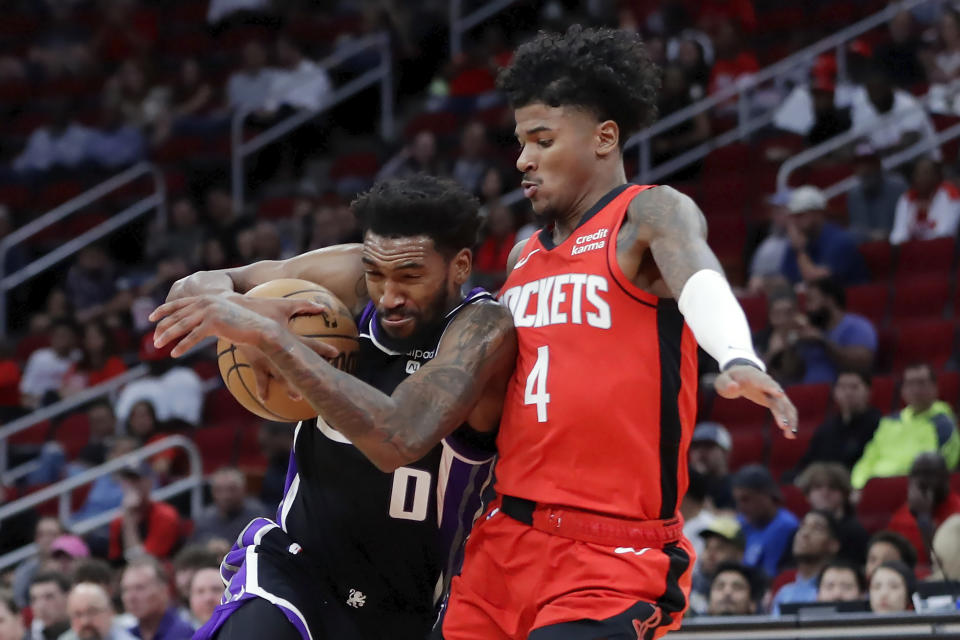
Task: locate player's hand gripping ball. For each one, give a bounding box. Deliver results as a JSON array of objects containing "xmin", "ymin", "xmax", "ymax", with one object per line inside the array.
[{"xmin": 218, "ymin": 279, "xmax": 358, "ymax": 421}]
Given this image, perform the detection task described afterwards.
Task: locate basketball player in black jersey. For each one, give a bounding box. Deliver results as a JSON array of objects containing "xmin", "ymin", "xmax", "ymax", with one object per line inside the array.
[{"xmin": 151, "ymin": 175, "xmax": 516, "ymax": 640}]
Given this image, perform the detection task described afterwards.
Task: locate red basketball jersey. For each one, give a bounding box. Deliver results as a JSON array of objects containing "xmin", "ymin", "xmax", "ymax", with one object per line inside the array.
[{"xmin": 496, "ymin": 184, "xmax": 699, "ymax": 521}]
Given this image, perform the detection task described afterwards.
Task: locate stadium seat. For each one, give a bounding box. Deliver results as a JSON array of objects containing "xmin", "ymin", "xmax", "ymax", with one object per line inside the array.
[
  {"xmin": 895, "ymin": 237, "xmax": 955, "ymax": 280},
  {"xmin": 192, "ymin": 423, "xmax": 238, "ymax": 473},
  {"xmin": 709, "ymin": 396, "xmax": 771, "ymax": 433},
  {"xmin": 869, "ymin": 375, "xmax": 897, "ymax": 414},
  {"xmin": 729, "ymin": 428, "xmax": 767, "ymax": 471},
  {"xmin": 204, "ymin": 388, "xmax": 252, "ymax": 425},
  {"xmin": 329, "ymin": 151, "xmax": 380, "ymax": 181},
  {"xmin": 938, "ymin": 370, "xmax": 960, "ymax": 411},
  {"xmin": 8, "ymin": 420, "xmax": 50, "ymax": 446},
  {"xmin": 785, "ymin": 382, "xmax": 831, "ymax": 431},
  {"xmin": 236, "ymin": 423, "xmax": 267, "ymax": 471},
  {"xmin": 257, "ymin": 197, "xmax": 298, "ymax": 220},
  {"xmin": 857, "ymin": 475, "xmax": 908, "ymax": 533},
  {"xmin": 890, "ymin": 319, "xmax": 955, "ymax": 372},
  {"xmin": 781, "ymin": 483, "xmax": 811, "ymax": 520},
  {"xmin": 951, "ymin": 472, "xmax": 960, "ymax": 494},
  {"xmin": 769, "ymin": 428, "xmax": 812, "ymax": 481},
  {"xmin": 875, "ymin": 327, "xmax": 898, "ymax": 373},
  {"xmin": 738, "ymin": 294, "xmax": 767, "ymax": 331},
  {"xmin": 859, "ymin": 241, "xmax": 893, "ymax": 281},
  {"xmin": 770, "ymin": 569, "xmax": 798, "ymax": 599},
  {"xmin": 54, "ymin": 412, "xmax": 90, "ymax": 460},
  {"xmin": 846, "ymin": 283, "xmax": 889, "ymax": 327},
  {"xmin": 404, "ymin": 111, "xmax": 459, "ymax": 140},
  {"xmin": 890, "ymin": 277, "xmax": 950, "ymax": 321}
]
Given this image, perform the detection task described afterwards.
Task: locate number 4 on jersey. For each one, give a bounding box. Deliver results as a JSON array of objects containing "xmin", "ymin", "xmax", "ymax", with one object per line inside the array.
[{"xmin": 525, "ymin": 345, "xmax": 551, "ymax": 422}]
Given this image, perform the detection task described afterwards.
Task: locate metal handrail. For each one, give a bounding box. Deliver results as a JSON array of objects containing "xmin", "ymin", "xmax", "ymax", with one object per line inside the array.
[
  {"xmin": 449, "ymin": 0, "xmax": 521, "ymax": 58},
  {"xmin": 0, "ymin": 364, "xmax": 149, "ymax": 478},
  {"xmin": 230, "ymin": 31, "xmax": 394, "ymax": 213},
  {"xmin": 0, "ymin": 434, "xmax": 203, "ymax": 572},
  {"xmin": 0, "ymin": 162, "xmax": 166, "ymax": 338}
]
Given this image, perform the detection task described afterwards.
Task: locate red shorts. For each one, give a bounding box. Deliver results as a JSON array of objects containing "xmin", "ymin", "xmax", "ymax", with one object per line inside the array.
[{"xmin": 441, "ymin": 499, "xmax": 695, "ymax": 640}]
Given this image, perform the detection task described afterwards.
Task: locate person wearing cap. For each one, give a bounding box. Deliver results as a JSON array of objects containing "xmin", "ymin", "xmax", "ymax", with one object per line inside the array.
[
  {"xmin": 787, "ymin": 371, "xmax": 882, "ymax": 481},
  {"xmin": 689, "ymin": 517, "xmax": 746, "ymax": 614},
  {"xmin": 690, "ymin": 422, "xmax": 736, "ymax": 510},
  {"xmin": 733, "ymin": 464, "xmax": 799, "ymax": 578},
  {"xmin": 770, "ymin": 509, "xmax": 842, "ymax": 614},
  {"xmin": 847, "ymin": 142, "xmax": 908, "ymax": 242},
  {"xmin": 706, "ymin": 562, "xmax": 766, "ymax": 616},
  {"xmin": 107, "ymin": 461, "xmax": 183, "ymax": 562},
  {"xmin": 869, "ymin": 560, "xmax": 916, "ymax": 613},
  {"xmin": 682, "ymin": 470, "xmax": 717, "ymax": 558},
  {"xmin": 851, "ymin": 363, "xmax": 959, "ymax": 490},
  {"xmin": 780, "ymin": 185, "xmax": 867, "ymax": 287},
  {"xmin": 113, "ymin": 331, "xmax": 202, "ymax": 429},
  {"xmin": 889, "ymin": 156, "xmax": 960, "ymax": 245},
  {"xmin": 47, "ymin": 534, "xmax": 89, "ymax": 578},
  {"xmin": 791, "ymin": 276, "xmax": 877, "ymax": 385}
]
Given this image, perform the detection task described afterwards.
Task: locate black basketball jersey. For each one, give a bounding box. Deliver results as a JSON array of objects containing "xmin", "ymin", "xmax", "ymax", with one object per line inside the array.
[{"xmin": 275, "ymin": 287, "xmax": 497, "ymax": 636}]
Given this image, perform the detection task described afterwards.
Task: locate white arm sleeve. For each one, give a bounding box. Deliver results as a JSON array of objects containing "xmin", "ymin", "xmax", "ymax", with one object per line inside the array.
[{"xmin": 677, "ymin": 269, "xmax": 766, "ymax": 371}]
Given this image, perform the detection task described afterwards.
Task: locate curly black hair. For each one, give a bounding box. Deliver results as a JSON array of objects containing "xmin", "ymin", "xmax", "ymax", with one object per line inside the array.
[
  {"xmin": 497, "ymin": 25, "xmax": 661, "ymax": 142},
  {"xmin": 352, "ymin": 174, "xmax": 481, "ymax": 256}
]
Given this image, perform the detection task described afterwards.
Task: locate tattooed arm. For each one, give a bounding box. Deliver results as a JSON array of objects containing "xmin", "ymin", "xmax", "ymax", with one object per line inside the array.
[
  {"xmin": 259, "ymin": 299, "xmax": 516, "ymax": 471},
  {"xmin": 166, "ymin": 243, "xmax": 369, "ymax": 316},
  {"xmin": 626, "ymin": 185, "xmax": 799, "ymax": 435}
]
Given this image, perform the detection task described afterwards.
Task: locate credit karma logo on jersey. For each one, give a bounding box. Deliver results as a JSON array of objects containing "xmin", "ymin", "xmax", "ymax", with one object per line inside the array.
[
  {"xmin": 500, "ymin": 274, "xmax": 611, "ymax": 329},
  {"xmin": 571, "ymin": 228, "xmax": 608, "ymax": 255}
]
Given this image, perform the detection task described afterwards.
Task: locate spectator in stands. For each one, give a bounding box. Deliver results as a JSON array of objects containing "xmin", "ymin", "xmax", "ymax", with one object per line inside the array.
[
  {"xmin": 12, "ymin": 103, "xmax": 93, "ymax": 175},
  {"xmin": 874, "ymin": 11, "xmax": 925, "ymax": 90},
  {"xmin": 258, "ymin": 421, "xmax": 293, "ymax": 507},
  {"xmin": 252, "ymin": 221, "xmax": 282, "ymax": 261},
  {"xmin": 866, "ymin": 530, "xmax": 918, "ymax": 580},
  {"xmin": 0, "ymin": 590, "xmax": 25, "ymax": 640},
  {"xmin": 805, "ymin": 73, "xmax": 852, "ymax": 147},
  {"xmin": 208, "ymin": 0, "xmax": 272, "ymax": 28},
  {"xmin": 869, "ymin": 560, "xmax": 915, "ymax": 613},
  {"xmin": 22, "ymin": 1, "xmax": 94, "ymax": 80},
  {"xmin": 170, "ymin": 59, "xmax": 216, "ymax": 125},
  {"xmin": 187, "ymin": 568, "xmax": 223, "ymax": 628},
  {"xmin": 60, "ymin": 321, "xmax": 126, "ymax": 397},
  {"xmin": 47, "ymin": 534, "xmax": 90, "ymax": 578},
  {"xmin": 11, "ymin": 518, "xmax": 62, "ymax": 608},
  {"xmin": 114, "ymin": 332, "xmax": 203, "ymax": 428},
  {"xmin": 376, "ymin": 130, "xmax": 448, "ymax": 180},
  {"xmin": 65, "ymin": 246, "xmax": 118, "ymax": 324},
  {"xmin": 85, "ymin": 95, "xmax": 147, "ymax": 170},
  {"xmin": 753, "ymin": 288, "xmax": 807, "ymax": 384},
  {"xmin": 28, "ymin": 572, "xmax": 70, "ymax": 640},
  {"xmin": 689, "ymin": 517, "xmax": 745, "ymax": 614},
  {"xmin": 889, "ymin": 157, "xmax": 960, "ymax": 245},
  {"xmin": 63, "ymin": 582, "xmax": 134, "ymax": 640},
  {"xmin": 92, "ymin": 0, "xmax": 157, "ymax": 64},
  {"xmin": 852, "ymin": 363, "xmax": 959, "ymax": 489},
  {"xmin": 452, "ymin": 121, "xmax": 491, "ymax": 195},
  {"xmin": 676, "ymin": 37, "xmax": 711, "ymax": 99},
  {"xmin": 689, "ymin": 421, "xmax": 735, "ymax": 510},
  {"xmin": 653, "ymin": 64, "xmax": 710, "ymax": 176},
  {"xmin": 199, "ymin": 238, "xmax": 228, "ymax": 272},
  {"xmin": 734, "ymin": 465, "xmax": 799, "ymax": 578},
  {"xmin": 706, "ymin": 563, "xmax": 765, "ymax": 616},
  {"xmin": 108, "ymin": 59, "xmax": 170, "ymax": 134},
  {"xmin": 119, "ymin": 558, "xmax": 194, "ymax": 640},
  {"xmin": 930, "ymin": 513, "xmax": 960, "ymax": 580},
  {"xmin": 847, "ymin": 143, "xmax": 909, "ymax": 242},
  {"xmin": 780, "ymin": 186, "xmax": 867, "ymax": 286},
  {"xmin": 20, "ymin": 319, "xmax": 78, "ymax": 409},
  {"xmin": 171, "ymin": 546, "xmax": 220, "ymax": 611},
  {"xmin": 707, "ymin": 19, "xmax": 759, "ymax": 110},
  {"xmin": 266, "ymin": 36, "xmax": 331, "ymax": 114},
  {"xmin": 73, "ymin": 435, "xmax": 137, "ymax": 524},
  {"xmin": 191, "ymin": 467, "xmax": 266, "ymax": 545},
  {"xmin": 789, "ymin": 372, "xmax": 881, "ymax": 479},
  {"xmin": 795, "ymin": 463, "xmax": 870, "ymax": 564},
  {"xmin": 747, "ymin": 192, "xmax": 792, "ymax": 294},
  {"xmin": 203, "ymin": 186, "xmax": 251, "ymax": 262},
  {"xmin": 145, "ymin": 198, "xmax": 204, "ymax": 267},
  {"xmin": 0, "ymin": 339, "xmax": 20, "ymax": 422},
  {"xmin": 771, "ymin": 510, "xmax": 842, "ymax": 613},
  {"xmin": 682, "ymin": 470, "xmax": 716, "ymax": 558},
  {"xmin": 796, "ymin": 276, "xmax": 877, "ymax": 383},
  {"xmin": 472, "ymin": 204, "xmax": 516, "ymax": 292},
  {"xmin": 226, "ymin": 41, "xmax": 277, "ymax": 114},
  {"xmin": 71, "ymin": 559, "xmax": 115, "ymax": 597},
  {"xmin": 851, "ymin": 66, "xmax": 939, "ymax": 159},
  {"xmin": 923, "ymin": 9, "xmax": 960, "ymax": 85},
  {"xmin": 108, "ymin": 461, "xmax": 183, "ymax": 562},
  {"xmin": 816, "ymin": 560, "xmax": 867, "ymax": 602},
  {"xmin": 888, "ymin": 452, "xmax": 960, "ymax": 567}
]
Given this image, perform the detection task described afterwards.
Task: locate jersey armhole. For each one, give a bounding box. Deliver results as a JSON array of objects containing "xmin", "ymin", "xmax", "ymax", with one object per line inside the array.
[
  {"xmin": 443, "ymin": 424, "xmax": 497, "ymax": 464},
  {"xmin": 605, "ymin": 186, "xmax": 660, "ymax": 307}
]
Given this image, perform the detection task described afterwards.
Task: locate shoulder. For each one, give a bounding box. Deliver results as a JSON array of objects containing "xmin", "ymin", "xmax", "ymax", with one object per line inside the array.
[
  {"xmin": 930, "ymin": 411, "xmax": 957, "ymax": 444},
  {"xmin": 505, "ymin": 238, "xmax": 531, "ymax": 272},
  {"xmin": 444, "ymin": 299, "xmax": 515, "ymax": 344},
  {"xmin": 939, "ymin": 182, "xmax": 960, "ymax": 200},
  {"xmin": 627, "ymin": 184, "xmax": 706, "ymax": 239}
]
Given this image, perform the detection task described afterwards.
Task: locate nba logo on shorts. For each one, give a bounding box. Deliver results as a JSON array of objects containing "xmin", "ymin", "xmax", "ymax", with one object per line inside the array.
[{"xmin": 405, "ymin": 360, "xmax": 420, "ymax": 374}]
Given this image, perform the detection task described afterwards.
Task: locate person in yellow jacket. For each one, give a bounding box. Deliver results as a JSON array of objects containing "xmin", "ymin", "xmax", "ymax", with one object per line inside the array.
[{"xmin": 851, "ymin": 363, "xmax": 959, "ymax": 489}]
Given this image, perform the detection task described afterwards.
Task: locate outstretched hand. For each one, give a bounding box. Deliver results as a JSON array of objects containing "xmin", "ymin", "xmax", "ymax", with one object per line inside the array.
[{"xmin": 714, "ymin": 365, "xmax": 798, "ymax": 439}]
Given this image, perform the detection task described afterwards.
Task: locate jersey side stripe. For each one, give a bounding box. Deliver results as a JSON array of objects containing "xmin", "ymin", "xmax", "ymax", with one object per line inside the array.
[{"xmin": 656, "ymin": 300, "xmax": 685, "ymax": 520}]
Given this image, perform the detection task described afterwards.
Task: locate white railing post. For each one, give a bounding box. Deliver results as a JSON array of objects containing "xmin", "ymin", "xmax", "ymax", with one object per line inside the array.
[
  {"xmin": 450, "ymin": 0, "xmax": 462, "ymax": 58},
  {"xmin": 380, "ymin": 32, "xmax": 395, "ymax": 141}
]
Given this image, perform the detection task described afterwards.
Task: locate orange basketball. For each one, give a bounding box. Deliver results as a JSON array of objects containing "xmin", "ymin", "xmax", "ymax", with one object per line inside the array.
[{"xmin": 217, "ymin": 279, "xmax": 359, "ymax": 422}]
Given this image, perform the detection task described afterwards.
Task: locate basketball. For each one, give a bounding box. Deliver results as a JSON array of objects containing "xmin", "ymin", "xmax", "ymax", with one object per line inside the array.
[{"xmin": 217, "ymin": 279, "xmax": 359, "ymax": 422}]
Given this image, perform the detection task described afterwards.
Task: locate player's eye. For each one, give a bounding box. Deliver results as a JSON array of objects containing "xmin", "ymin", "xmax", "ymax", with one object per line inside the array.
[
  {"xmin": 365, "ymin": 270, "xmax": 383, "ymax": 279},
  {"xmin": 538, "ymin": 139, "xmax": 553, "ymax": 148}
]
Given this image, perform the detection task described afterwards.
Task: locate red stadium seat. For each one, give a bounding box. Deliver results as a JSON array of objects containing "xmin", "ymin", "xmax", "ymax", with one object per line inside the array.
[
  {"xmin": 404, "ymin": 111, "xmax": 459, "ymax": 140},
  {"xmin": 236, "ymin": 423, "xmax": 267, "ymax": 471},
  {"xmin": 55, "ymin": 412, "xmax": 90, "ymax": 460},
  {"xmin": 938, "ymin": 370, "xmax": 960, "ymax": 411},
  {"xmin": 770, "ymin": 428, "xmax": 812, "ymax": 481},
  {"xmin": 895, "ymin": 237, "xmax": 955, "ymax": 280},
  {"xmin": 257, "ymin": 197, "xmax": 297, "ymax": 220},
  {"xmin": 890, "ymin": 277, "xmax": 950, "ymax": 321},
  {"xmin": 781, "ymin": 483, "xmax": 811, "ymax": 520},
  {"xmin": 951, "ymin": 472, "xmax": 960, "ymax": 494},
  {"xmin": 738, "ymin": 294, "xmax": 767, "ymax": 331},
  {"xmin": 193, "ymin": 423, "xmax": 238, "ymax": 473},
  {"xmin": 204, "ymin": 388, "xmax": 251, "ymax": 424},
  {"xmin": 859, "ymin": 241, "xmax": 893, "ymax": 281},
  {"xmin": 870, "ymin": 375, "xmax": 897, "ymax": 413},
  {"xmin": 704, "ymin": 143, "xmax": 752, "ymax": 176},
  {"xmin": 9, "ymin": 420, "xmax": 50, "ymax": 446},
  {"xmin": 846, "ymin": 283, "xmax": 889, "ymax": 327},
  {"xmin": 709, "ymin": 396, "xmax": 771, "ymax": 433},
  {"xmin": 857, "ymin": 475, "xmax": 908, "ymax": 533},
  {"xmin": 875, "ymin": 327, "xmax": 898, "ymax": 373},
  {"xmin": 329, "ymin": 152, "xmax": 380, "ymax": 180},
  {"xmin": 729, "ymin": 428, "xmax": 767, "ymax": 471},
  {"xmin": 890, "ymin": 319, "xmax": 955, "ymax": 372},
  {"xmin": 785, "ymin": 383, "xmax": 831, "ymax": 431}
]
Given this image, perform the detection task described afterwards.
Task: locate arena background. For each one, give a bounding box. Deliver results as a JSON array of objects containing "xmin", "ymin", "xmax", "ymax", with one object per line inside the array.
[{"xmin": 0, "ymin": 0, "xmax": 959, "ymax": 638}]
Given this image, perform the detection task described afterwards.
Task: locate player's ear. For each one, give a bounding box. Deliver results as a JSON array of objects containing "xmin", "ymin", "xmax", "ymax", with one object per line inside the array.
[
  {"xmin": 451, "ymin": 248, "xmax": 472, "ymax": 287},
  {"xmin": 596, "ymin": 120, "xmax": 619, "ymax": 158}
]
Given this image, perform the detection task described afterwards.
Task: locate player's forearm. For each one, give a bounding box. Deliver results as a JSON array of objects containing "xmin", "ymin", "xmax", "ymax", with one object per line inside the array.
[
  {"xmin": 258, "ymin": 328, "xmax": 441, "ymax": 471},
  {"xmin": 166, "ymin": 270, "xmax": 237, "ymax": 301}
]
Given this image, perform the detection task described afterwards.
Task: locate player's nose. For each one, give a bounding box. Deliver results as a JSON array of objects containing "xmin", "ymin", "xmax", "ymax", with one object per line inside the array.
[
  {"xmin": 379, "ymin": 281, "xmax": 406, "ymax": 308},
  {"xmin": 516, "ymin": 146, "xmax": 536, "ymax": 173}
]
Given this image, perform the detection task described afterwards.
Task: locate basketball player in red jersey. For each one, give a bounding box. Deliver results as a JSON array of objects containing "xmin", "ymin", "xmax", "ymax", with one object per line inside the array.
[{"xmin": 437, "ymin": 26, "xmax": 798, "ymax": 639}]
